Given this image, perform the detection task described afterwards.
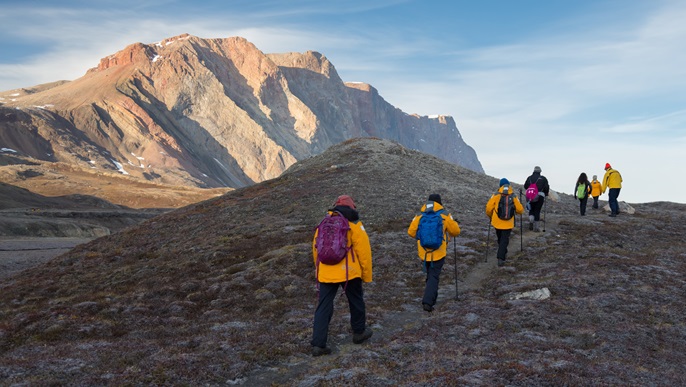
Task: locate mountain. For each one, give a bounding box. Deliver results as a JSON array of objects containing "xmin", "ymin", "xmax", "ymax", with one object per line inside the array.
[
  {"xmin": 1, "ymin": 138, "xmax": 684, "ymax": 385},
  {"xmin": 0, "ymin": 33, "xmax": 483, "ymax": 194}
]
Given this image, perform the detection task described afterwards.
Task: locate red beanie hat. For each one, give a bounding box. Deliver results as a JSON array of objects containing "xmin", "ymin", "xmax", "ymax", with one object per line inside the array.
[
  {"xmin": 334, "ymin": 195, "xmax": 356, "ymax": 209},
  {"xmin": 605, "ymin": 163, "xmax": 611, "ymax": 170}
]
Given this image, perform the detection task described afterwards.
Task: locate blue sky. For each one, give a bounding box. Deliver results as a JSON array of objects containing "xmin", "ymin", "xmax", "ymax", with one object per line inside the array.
[{"xmin": 1, "ymin": 0, "xmax": 684, "ymax": 204}]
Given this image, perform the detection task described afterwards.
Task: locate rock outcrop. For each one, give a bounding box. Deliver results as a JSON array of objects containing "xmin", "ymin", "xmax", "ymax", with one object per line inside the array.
[{"xmin": 0, "ymin": 34, "xmax": 483, "ymax": 190}]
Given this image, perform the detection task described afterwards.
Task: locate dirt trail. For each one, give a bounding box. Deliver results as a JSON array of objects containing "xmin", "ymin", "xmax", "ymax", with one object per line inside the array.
[
  {"xmin": 243, "ymin": 217, "xmax": 559, "ymax": 386},
  {"xmin": 460, "ymin": 217, "xmax": 557, "ymax": 293}
]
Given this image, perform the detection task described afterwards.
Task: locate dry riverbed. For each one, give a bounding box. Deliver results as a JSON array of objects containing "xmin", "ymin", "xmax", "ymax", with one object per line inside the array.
[{"xmin": 0, "ymin": 237, "xmax": 92, "ymax": 281}]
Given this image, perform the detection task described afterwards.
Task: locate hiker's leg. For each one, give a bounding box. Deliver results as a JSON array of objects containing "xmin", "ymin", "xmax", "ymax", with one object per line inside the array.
[
  {"xmin": 311, "ymin": 282, "xmax": 339, "ymax": 348},
  {"xmin": 531, "ymin": 199, "xmax": 543, "ymax": 221},
  {"xmin": 592, "ymin": 196, "xmax": 599, "ymax": 209},
  {"xmin": 344, "ymin": 278, "xmax": 366, "ymax": 334},
  {"xmin": 580, "ymin": 197, "xmax": 587, "ymax": 215},
  {"xmin": 422, "ymin": 258, "xmax": 445, "ymax": 306},
  {"xmin": 496, "ymin": 229, "xmax": 510, "ymax": 260},
  {"xmin": 609, "ymin": 188, "xmax": 620, "ymax": 214}
]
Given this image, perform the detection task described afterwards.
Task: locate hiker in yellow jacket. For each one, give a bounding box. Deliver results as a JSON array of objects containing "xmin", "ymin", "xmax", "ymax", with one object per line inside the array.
[
  {"xmin": 311, "ymin": 195, "xmax": 373, "ymax": 356},
  {"xmin": 485, "ymin": 179, "xmax": 524, "ymax": 267},
  {"xmin": 602, "ymin": 163, "xmax": 623, "ymax": 217},
  {"xmin": 590, "ymin": 175, "xmax": 602, "ymax": 209},
  {"xmin": 407, "ymin": 194, "xmax": 460, "ymax": 312}
]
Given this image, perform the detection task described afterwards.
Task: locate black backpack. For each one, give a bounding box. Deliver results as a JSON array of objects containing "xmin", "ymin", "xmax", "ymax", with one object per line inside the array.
[{"xmin": 497, "ymin": 187, "xmax": 516, "ymax": 220}]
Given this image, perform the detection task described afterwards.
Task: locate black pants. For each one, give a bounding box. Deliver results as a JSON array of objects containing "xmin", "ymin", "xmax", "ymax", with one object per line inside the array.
[
  {"xmin": 579, "ymin": 197, "xmax": 588, "ymax": 215},
  {"xmin": 496, "ymin": 229, "xmax": 511, "ymax": 261},
  {"xmin": 311, "ymin": 278, "xmax": 366, "ymax": 348},
  {"xmin": 529, "ymin": 197, "xmax": 545, "ymax": 221},
  {"xmin": 422, "ymin": 258, "xmax": 445, "ymax": 307},
  {"xmin": 608, "ymin": 188, "xmax": 621, "ymax": 214},
  {"xmin": 592, "ymin": 196, "xmax": 599, "ymax": 209}
]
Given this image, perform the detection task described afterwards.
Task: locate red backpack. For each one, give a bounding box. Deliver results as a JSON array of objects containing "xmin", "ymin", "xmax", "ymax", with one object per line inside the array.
[
  {"xmin": 315, "ymin": 212, "xmax": 351, "ymax": 265},
  {"xmin": 314, "ymin": 211, "xmax": 355, "ymax": 289}
]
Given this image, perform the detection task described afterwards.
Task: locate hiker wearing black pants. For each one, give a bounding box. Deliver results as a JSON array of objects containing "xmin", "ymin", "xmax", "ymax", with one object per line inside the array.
[
  {"xmin": 407, "ymin": 194, "xmax": 461, "ymax": 312},
  {"xmin": 524, "ymin": 166, "xmax": 550, "ymax": 232},
  {"xmin": 311, "ymin": 195, "xmax": 373, "ymax": 356},
  {"xmin": 485, "ymin": 179, "xmax": 524, "ymax": 267},
  {"xmin": 574, "ymin": 172, "xmax": 591, "ymax": 216},
  {"xmin": 590, "ymin": 175, "xmax": 602, "ymax": 209},
  {"xmin": 602, "ymin": 163, "xmax": 623, "ymax": 217}
]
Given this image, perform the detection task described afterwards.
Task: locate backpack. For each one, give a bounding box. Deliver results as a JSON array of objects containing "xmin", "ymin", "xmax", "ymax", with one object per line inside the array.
[
  {"xmin": 315, "ymin": 211, "xmax": 351, "ymax": 265},
  {"xmin": 416, "ymin": 203, "xmax": 445, "ymax": 250},
  {"xmin": 525, "ymin": 179, "xmax": 540, "ymax": 202},
  {"xmin": 576, "ymin": 182, "xmax": 587, "ymax": 199},
  {"xmin": 497, "ymin": 189, "xmax": 516, "ymax": 220}
]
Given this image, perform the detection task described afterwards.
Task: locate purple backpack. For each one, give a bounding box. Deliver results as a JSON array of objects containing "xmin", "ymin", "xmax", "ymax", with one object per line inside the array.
[{"xmin": 315, "ymin": 212, "xmax": 351, "ymax": 265}]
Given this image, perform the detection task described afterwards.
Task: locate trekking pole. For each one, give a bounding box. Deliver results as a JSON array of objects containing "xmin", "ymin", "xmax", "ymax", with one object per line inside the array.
[
  {"xmin": 519, "ymin": 190, "xmax": 523, "ymax": 251},
  {"xmin": 453, "ymin": 236, "xmax": 458, "ymax": 300},
  {"xmin": 484, "ymin": 222, "xmax": 491, "ymax": 263},
  {"xmin": 543, "ymin": 196, "xmax": 547, "ymax": 232}
]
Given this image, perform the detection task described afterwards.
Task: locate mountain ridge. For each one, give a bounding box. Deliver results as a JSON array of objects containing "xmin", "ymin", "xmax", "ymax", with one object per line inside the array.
[
  {"xmin": 1, "ymin": 138, "xmax": 684, "ymax": 384},
  {"xmin": 0, "ymin": 34, "xmax": 483, "ymax": 197}
]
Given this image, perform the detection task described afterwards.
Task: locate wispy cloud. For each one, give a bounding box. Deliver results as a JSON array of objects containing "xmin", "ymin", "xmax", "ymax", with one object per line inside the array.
[{"xmin": 0, "ymin": 0, "xmax": 683, "ymax": 202}]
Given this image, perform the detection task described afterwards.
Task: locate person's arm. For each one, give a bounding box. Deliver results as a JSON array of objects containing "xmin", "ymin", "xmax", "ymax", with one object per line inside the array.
[
  {"xmin": 312, "ymin": 230, "xmax": 318, "ymax": 266},
  {"xmin": 407, "ymin": 215, "xmax": 420, "ymax": 238},
  {"xmin": 514, "ymin": 196, "xmax": 524, "ymax": 214},
  {"xmin": 351, "ymin": 222, "xmax": 372, "ymax": 282},
  {"xmin": 485, "ymin": 195, "xmax": 496, "ymax": 218},
  {"xmin": 444, "ymin": 213, "xmax": 461, "ymax": 238},
  {"xmin": 602, "ymin": 172, "xmax": 609, "ymax": 193}
]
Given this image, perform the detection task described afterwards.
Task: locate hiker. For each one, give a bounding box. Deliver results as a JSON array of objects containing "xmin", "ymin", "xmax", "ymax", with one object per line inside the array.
[
  {"xmin": 524, "ymin": 166, "xmax": 550, "ymax": 232},
  {"xmin": 311, "ymin": 195, "xmax": 373, "ymax": 356},
  {"xmin": 407, "ymin": 194, "xmax": 460, "ymax": 312},
  {"xmin": 485, "ymin": 179, "xmax": 524, "ymax": 267},
  {"xmin": 574, "ymin": 173, "xmax": 591, "ymax": 216},
  {"xmin": 590, "ymin": 175, "xmax": 602, "ymax": 209},
  {"xmin": 602, "ymin": 163, "xmax": 623, "ymax": 217}
]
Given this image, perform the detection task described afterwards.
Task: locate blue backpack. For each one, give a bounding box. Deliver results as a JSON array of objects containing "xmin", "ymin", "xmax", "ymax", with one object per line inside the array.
[{"xmin": 416, "ymin": 203, "xmax": 445, "ymax": 250}]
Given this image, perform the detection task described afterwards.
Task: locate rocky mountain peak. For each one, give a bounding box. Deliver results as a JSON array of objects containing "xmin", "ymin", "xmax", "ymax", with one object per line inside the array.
[{"xmin": 1, "ymin": 34, "xmax": 484, "ymax": 196}]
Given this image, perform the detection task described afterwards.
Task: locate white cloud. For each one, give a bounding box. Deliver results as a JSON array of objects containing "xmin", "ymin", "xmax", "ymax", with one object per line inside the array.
[{"xmin": 1, "ymin": 0, "xmax": 684, "ymax": 203}]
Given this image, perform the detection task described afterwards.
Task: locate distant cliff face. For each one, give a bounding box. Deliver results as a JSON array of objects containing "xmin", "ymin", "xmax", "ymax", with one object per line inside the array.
[{"xmin": 0, "ymin": 34, "xmax": 483, "ymax": 189}]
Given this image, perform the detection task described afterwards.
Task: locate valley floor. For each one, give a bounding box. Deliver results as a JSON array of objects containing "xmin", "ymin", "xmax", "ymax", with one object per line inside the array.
[{"xmin": 0, "ymin": 237, "xmax": 92, "ymax": 281}]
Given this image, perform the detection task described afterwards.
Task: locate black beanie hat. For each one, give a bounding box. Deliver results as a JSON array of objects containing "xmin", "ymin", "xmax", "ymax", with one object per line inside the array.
[{"xmin": 428, "ymin": 193, "xmax": 442, "ymax": 205}]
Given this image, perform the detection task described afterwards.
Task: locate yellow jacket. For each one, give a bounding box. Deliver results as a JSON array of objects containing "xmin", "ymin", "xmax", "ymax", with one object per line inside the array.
[
  {"xmin": 485, "ymin": 187, "xmax": 524, "ymax": 230},
  {"xmin": 407, "ymin": 201, "xmax": 461, "ymax": 262},
  {"xmin": 590, "ymin": 180, "xmax": 602, "ymax": 197},
  {"xmin": 602, "ymin": 168, "xmax": 623, "ymax": 193},
  {"xmin": 313, "ymin": 211, "xmax": 372, "ymax": 283}
]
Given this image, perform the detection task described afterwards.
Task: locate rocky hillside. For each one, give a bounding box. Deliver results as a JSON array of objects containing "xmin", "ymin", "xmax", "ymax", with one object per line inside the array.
[
  {"xmin": 1, "ymin": 138, "xmax": 683, "ymax": 385},
  {"xmin": 0, "ymin": 34, "xmax": 482, "ymax": 194}
]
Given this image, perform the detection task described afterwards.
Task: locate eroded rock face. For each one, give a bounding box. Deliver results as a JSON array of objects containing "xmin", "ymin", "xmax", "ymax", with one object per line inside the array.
[{"xmin": 0, "ymin": 34, "xmax": 483, "ymax": 189}]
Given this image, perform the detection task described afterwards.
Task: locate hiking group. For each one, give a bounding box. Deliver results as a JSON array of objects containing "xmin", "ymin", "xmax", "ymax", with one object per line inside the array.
[
  {"xmin": 310, "ymin": 162, "xmax": 623, "ymax": 356},
  {"xmin": 573, "ymin": 163, "xmax": 623, "ymax": 217}
]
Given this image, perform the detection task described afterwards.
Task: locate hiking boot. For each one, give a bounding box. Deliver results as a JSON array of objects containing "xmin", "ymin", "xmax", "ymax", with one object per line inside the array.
[
  {"xmin": 609, "ymin": 213, "xmax": 617, "ymax": 217},
  {"xmin": 533, "ymin": 221, "xmax": 540, "ymax": 232},
  {"xmin": 422, "ymin": 303, "xmax": 434, "ymax": 312},
  {"xmin": 528, "ymin": 222, "xmax": 534, "ymax": 231},
  {"xmin": 497, "ymin": 259, "xmax": 505, "ymax": 267},
  {"xmin": 352, "ymin": 328, "xmax": 373, "ymax": 344},
  {"xmin": 311, "ymin": 346, "xmax": 331, "ymax": 356}
]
